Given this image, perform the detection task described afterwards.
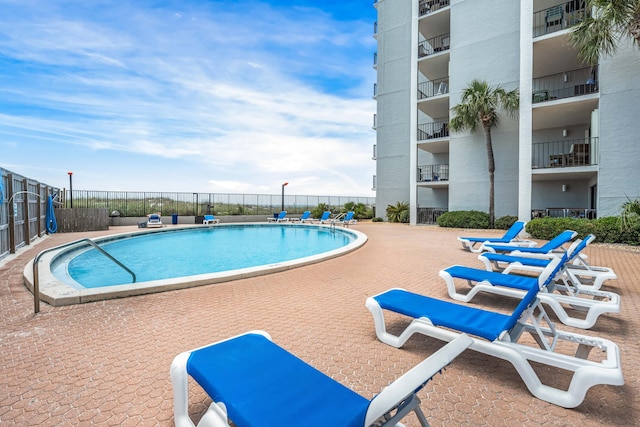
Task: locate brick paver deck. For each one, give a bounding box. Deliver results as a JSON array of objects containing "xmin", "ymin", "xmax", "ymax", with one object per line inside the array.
[{"xmin": 0, "ymin": 223, "xmax": 638, "ymax": 426}]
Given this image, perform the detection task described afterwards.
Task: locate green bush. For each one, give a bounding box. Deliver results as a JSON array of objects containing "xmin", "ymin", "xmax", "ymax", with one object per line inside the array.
[
  {"xmin": 526, "ymin": 217, "xmax": 640, "ymax": 245},
  {"xmin": 311, "ymin": 203, "xmax": 331, "ymax": 219},
  {"xmin": 386, "ymin": 201, "xmax": 409, "ymax": 223},
  {"xmin": 494, "ymin": 215, "xmax": 518, "ymax": 230},
  {"xmin": 372, "ymin": 217, "xmax": 384, "ymax": 222},
  {"xmin": 436, "ymin": 210, "xmax": 489, "ymax": 229}
]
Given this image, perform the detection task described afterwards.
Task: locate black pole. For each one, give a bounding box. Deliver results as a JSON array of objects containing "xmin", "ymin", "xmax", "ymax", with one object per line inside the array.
[
  {"xmin": 68, "ymin": 172, "xmax": 73, "ymax": 208},
  {"xmin": 281, "ymin": 182, "xmax": 288, "ymax": 212}
]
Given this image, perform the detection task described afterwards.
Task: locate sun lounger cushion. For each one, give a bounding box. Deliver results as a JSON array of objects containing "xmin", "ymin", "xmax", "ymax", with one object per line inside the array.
[
  {"xmin": 186, "ymin": 332, "xmax": 369, "ymax": 427},
  {"xmin": 373, "ymin": 287, "xmax": 537, "ymax": 341},
  {"xmin": 480, "ymin": 253, "xmax": 550, "ymax": 269},
  {"xmin": 444, "ymin": 265, "xmax": 536, "ymax": 291}
]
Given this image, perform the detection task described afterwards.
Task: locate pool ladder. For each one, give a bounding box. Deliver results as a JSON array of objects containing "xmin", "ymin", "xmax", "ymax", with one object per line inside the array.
[{"xmin": 32, "ymin": 238, "xmax": 136, "ymax": 314}]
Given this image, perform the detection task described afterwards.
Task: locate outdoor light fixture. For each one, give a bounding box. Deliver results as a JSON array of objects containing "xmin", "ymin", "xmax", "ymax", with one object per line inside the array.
[
  {"xmin": 281, "ymin": 182, "xmax": 289, "ymax": 212},
  {"xmin": 67, "ymin": 172, "xmax": 73, "ymax": 208},
  {"xmin": 562, "ymin": 184, "xmax": 568, "ymax": 192},
  {"xmin": 562, "ymin": 129, "xmax": 568, "ymax": 137}
]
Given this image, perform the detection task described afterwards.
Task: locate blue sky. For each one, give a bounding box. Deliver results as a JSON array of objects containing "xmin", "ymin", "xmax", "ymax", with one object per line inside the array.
[{"xmin": 0, "ymin": 0, "xmax": 377, "ymax": 196}]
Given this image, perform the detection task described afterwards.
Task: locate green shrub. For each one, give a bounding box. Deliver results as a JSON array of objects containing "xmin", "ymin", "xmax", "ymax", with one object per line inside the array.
[
  {"xmin": 526, "ymin": 216, "xmax": 640, "ymax": 244},
  {"xmin": 372, "ymin": 217, "xmax": 384, "ymax": 222},
  {"xmin": 436, "ymin": 210, "xmax": 489, "ymax": 229},
  {"xmin": 386, "ymin": 201, "xmax": 409, "ymax": 223},
  {"xmin": 311, "ymin": 203, "xmax": 331, "ymax": 219},
  {"xmin": 494, "ymin": 215, "xmax": 518, "ymax": 230}
]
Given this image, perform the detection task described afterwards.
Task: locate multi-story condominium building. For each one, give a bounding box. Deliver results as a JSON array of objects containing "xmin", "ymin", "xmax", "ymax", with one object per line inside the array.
[{"xmin": 373, "ymin": 0, "xmax": 640, "ymax": 225}]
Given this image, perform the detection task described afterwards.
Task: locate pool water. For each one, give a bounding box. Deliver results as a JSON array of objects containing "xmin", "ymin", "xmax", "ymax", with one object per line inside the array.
[{"xmin": 58, "ymin": 225, "xmax": 355, "ymax": 288}]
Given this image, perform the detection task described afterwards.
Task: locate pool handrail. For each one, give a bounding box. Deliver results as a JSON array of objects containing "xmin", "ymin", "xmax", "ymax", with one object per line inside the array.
[{"xmin": 32, "ymin": 238, "xmax": 137, "ymax": 313}]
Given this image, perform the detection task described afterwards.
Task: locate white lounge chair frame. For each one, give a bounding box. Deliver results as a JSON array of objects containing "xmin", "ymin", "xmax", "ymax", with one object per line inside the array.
[
  {"xmin": 442, "ymin": 238, "xmax": 620, "ymax": 329},
  {"xmin": 146, "ymin": 213, "xmax": 163, "ymax": 228},
  {"xmin": 457, "ymin": 221, "xmax": 535, "ymax": 253},
  {"xmin": 479, "ymin": 229, "xmax": 577, "ymax": 254},
  {"xmin": 170, "ymin": 330, "xmax": 472, "ymax": 427},
  {"xmin": 365, "ymin": 256, "xmax": 624, "ymax": 408},
  {"xmin": 203, "ymin": 215, "xmax": 220, "ymax": 224}
]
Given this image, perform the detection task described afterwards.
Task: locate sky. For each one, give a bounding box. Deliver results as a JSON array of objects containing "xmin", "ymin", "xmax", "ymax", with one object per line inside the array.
[{"xmin": 0, "ymin": 0, "xmax": 378, "ymax": 197}]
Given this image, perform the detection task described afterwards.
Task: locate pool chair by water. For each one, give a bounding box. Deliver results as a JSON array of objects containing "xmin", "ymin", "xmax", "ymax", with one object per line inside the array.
[
  {"xmin": 203, "ymin": 215, "xmax": 220, "ymax": 224},
  {"xmin": 365, "ymin": 255, "xmax": 624, "ymax": 408},
  {"xmin": 146, "ymin": 213, "xmax": 163, "ymax": 228},
  {"xmin": 267, "ymin": 211, "xmax": 288, "ymax": 223},
  {"xmin": 332, "ymin": 211, "xmax": 358, "ymax": 226},
  {"xmin": 457, "ymin": 221, "xmax": 534, "ymax": 252},
  {"xmin": 478, "ymin": 234, "xmax": 617, "ymax": 292},
  {"xmin": 313, "ymin": 210, "xmax": 332, "ymax": 224},
  {"xmin": 170, "ymin": 330, "xmax": 472, "ymax": 427},
  {"xmin": 479, "ymin": 229, "xmax": 577, "ymax": 254},
  {"xmin": 441, "ymin": 236, "xmax": 620, "ymax": 329},
  {"xmin": 291, "ymin": 210, "xmax": 312, "ymax": 223}
]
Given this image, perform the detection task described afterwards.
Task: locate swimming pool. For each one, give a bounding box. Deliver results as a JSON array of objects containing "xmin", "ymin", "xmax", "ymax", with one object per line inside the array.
[{"xmin": 25, "ymin": 223, "xmax": 367, "ymax": 306}]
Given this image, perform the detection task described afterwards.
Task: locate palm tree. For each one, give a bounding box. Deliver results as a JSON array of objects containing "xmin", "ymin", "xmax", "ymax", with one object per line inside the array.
[
  {"xmin": 449, "ymin": 79, "xmax": 519, "ymax": 228},
  {"xmin": 621, "ymin": 197, "xmax": 640, "ymax": 229},
  {"xmin": 570, "ymin": 0, "xmax": 640, "ymax": 65}
]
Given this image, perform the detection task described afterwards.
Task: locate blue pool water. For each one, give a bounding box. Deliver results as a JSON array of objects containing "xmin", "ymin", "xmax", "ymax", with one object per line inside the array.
[{"xmin": 57, "ymin": 225, "xmax": 356, "ymax": 288}]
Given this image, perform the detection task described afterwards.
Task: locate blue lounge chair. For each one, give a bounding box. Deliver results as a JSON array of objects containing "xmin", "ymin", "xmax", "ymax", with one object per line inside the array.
[
  {"xmin": 479, "ymin": 229, "xmax": 577, "ymax": 254},
  {"xmin": 146, "ymin": 213, "xmax": 162, "ymax": 228},
  {"xmin": 366, "ymin": 255, "xmax": 624, "ymax": 408},
  {"xmin": 314, "ymin": 211, "xmax": 332, "ymax": 224},
  {"xmin": 170, "ymin": 330, "xmax": 472, "ymax": 427},
  {"xmin": 441, "ymin": 236, "xmax": 620, "ymax": 329},
  {"xmin": 477, "ymin": 234, "xmax": 617, "ymax": 292},
  {"xmin": 457, "ymin": 221, "xmax": 534, "ymax": 252},
  {"xmin": 267, "ymin": 211, "xmax": 289, "ymax": 223},
  {"xmin": 292, "ymin": 210, "xmax": 312, "ymax": 223},
  {"xmin": 203, "ymin": 215, "xmax": 220, "ymax": 224},
  {"xmin": 332, "ymin": 211, "xmax": 357, "ymax": 226}
]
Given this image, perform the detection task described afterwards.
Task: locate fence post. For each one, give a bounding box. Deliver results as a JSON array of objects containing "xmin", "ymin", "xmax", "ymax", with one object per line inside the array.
[{"xmin": 22, "ymin": 178, "xmax": 30, "ymax": 246}]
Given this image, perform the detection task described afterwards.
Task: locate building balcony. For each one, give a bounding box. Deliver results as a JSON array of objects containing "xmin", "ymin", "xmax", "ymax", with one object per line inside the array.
[
  {"xmin": 532, "ymin": 137, "xmax": 598, "ymax": 169},
  {"xmin": 418, "ymin": 33, "xmax": 450, "ymax": 58},
  {"xmin": 533, "ymin": 2, "xmax": 589, "ymax": 38},
  {"xmin": 418, "ymin": 163, "xmax": 449, "ymax": 182},
  {"xmin": 532, "ymin": 66, "xmax": 598, "ymax": 104},
  {"xmin": 372, "ymin": 144, "xmax": 377, "ymax": 160},
  {"xmin": 418, "ymin": 77, "xmax": 449, "ymax": 99},
  {"xmin": 532, "ymin": 208, "xmax": 597, "ymax": 219},
  {"xmin": 419, "ymin": 0, "xmax": 450, "ymax": 16},
  {"xmin": 418, "ymin": 120, "xmax": 448, "ymax": 141}
]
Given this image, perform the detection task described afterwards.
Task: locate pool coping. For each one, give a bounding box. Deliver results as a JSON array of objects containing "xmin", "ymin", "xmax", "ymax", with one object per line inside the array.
[{"xmin": 23, "ymin": 223, "xmax": 368, "ymax": 306}]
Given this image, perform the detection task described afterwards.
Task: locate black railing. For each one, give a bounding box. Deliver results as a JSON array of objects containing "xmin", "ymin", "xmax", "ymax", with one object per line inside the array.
[
  {"xmin": 417, "ymin": 207, "xmax": 447, "ymax": 224},
  {"xmin": 532, "ymin": 137, "xmax": 598, "ymax": 169},
  {"xmin": 418, "ymin": 77, "xmax": 449, "ymax": 99},
  {"xmin": 532, "ymin": 66, "xmax": 598, "ymax": 103},
  {"xmin": 419, "ymin": 0, "xmax": 450, "ymax": 16},
  {"xmin": 418, "ymin": 33, "xmax": 450, "ymax": 57},
  {"xmin": 418, "ymin": 121, "xmax": 449, "ymax": 141},
  {"xmin": 418, "ymin": 164, "xmax": 449, "ymax": 182},
  {"xmin": 533, "ymin": 2, "xmax": 589, "ymax": 37},
  {"xmin": 532, "ymin": 208, "xmax": 597, "ymax": 219}
]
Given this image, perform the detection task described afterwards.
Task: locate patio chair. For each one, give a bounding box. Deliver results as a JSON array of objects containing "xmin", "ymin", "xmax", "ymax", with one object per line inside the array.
[
  {"xmin": 170, "ymin": 330, "xmax": 472, "ymax": 427},
  {"xmin": 203, "ymin": 215, "xmax": 220, "ymax": 224},
  {"xmin": 146, "ymin": 213, "xmax": 163, "ymax": 228},
  {"xmin": 365, "ymin": 255, "xmax": 624, "ymax": 408},
  {"xmin": 267, "ymin": 211, "xmax": 288, "ymax": 223},
  {"xmin": 479, "ymin": 229, "xmax": 577, "ymax": 254},
  {"xmin": 291, "ymin": 210, "xmax": 312, "ymax": 223},
  {"xmin": 313, "ymin": 211, "xmax": 332, "ymax": 224},
  {"xmin": 332, "ymin": 211, "xmax": 358, "ymax": 226},
  {"xmin": 457, "ymin": 221, "xmax": 534, "ymax": 253},
  {"xmin": 441, "ymin": 236, "xmax": 620, "ymax": 329},
  {"xmin": 477, "ymin": 234, "xmax": 617, "ymax": 292}
]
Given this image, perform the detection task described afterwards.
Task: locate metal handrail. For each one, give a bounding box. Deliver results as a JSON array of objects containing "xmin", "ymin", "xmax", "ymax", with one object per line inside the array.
[{"xmin": 32, "ymin": 238, "xmax": 136, "ymax": 313}]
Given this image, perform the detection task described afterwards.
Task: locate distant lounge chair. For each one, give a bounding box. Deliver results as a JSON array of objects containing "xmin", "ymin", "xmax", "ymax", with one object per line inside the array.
[
  {"xmin": 267, "ymin": 211, "xmax": 289, "ymax": 223},
  {"xmin": 291, "ymin": 211, "xmax": 312, "ymax": 223},
  {"xmin": 457, "ymin": 221, "xmax": 534, "ymax": 252},
  {"xmin": 314, "ymin": 211, "xmax": 332, "ymax": 224},
  {"xmin": 203, "ymin": 215, "xmax": 219, "ymax": 224},
  {"xmin": 332, "ymin": 211, "xmax": 358, "ymax": 226},
  {"xmin": 146, "ymin": 213, "xmax": 162, "ymax": 228},
  {"xmin": 441, "ymin": 236, "xmax": 620, "ymax": 329},
  {"xmin": 479, "ymin": 229, "xmax": 577, "ymax": 254},
  {"xmin": 365, "ymin": 254, "xmax": 624, "ymax": 408},
  {"xmin": 170, "ymin": 330, "xmax": 472, "ymax": 427}
]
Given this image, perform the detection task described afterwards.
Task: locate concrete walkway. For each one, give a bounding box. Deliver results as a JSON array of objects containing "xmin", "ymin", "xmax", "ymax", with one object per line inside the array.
[{"xmin": 0, "ymin": 223, "xmax": 637, "ymax": 426}]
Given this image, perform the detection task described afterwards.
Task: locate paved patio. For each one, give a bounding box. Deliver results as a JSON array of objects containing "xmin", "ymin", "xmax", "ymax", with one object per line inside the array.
[{"xmin": 0, "ymin": 223, "xmax": 638, "ymax": 426}]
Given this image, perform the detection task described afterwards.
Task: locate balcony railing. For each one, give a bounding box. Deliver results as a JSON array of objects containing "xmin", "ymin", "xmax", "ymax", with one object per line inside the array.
[
  {"xmin": 533, "ymin": 2, "xmax": 590, "ymax": 37},
  {"xmin": 418, "ymin": 77, "xmax": 449, "ymax": 99},
  {"xmin": 532, "ymin": 208, "xmax": 597, "ymax": 219},
  {"xmin": 532, "ymin": 65, "xmax": 598, "ymax": 103},
  {"xmin": 418, "ymin": 33, "xmax": 450, "ymax": 57},
  {"xmin": 372, "ymin": 144, "xmax": 377, "ymax": 160},
  {"xmin": 532, "ymin": 137, "xmax": 598, "ymax": 169},
  {"xmin": 418, "ymin": 164, "xmax": 449, "ymax": 182},
  {"xmin": 417, "ymin": 207, "xmax": 448, "ymax": 224},
  {"xmin": 419, "ymin": 0, "xmax": 450, "ymax": 16},
  {"xmin": 418, "ymin": 120, "xmax": 449, "ymax": 141}
]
